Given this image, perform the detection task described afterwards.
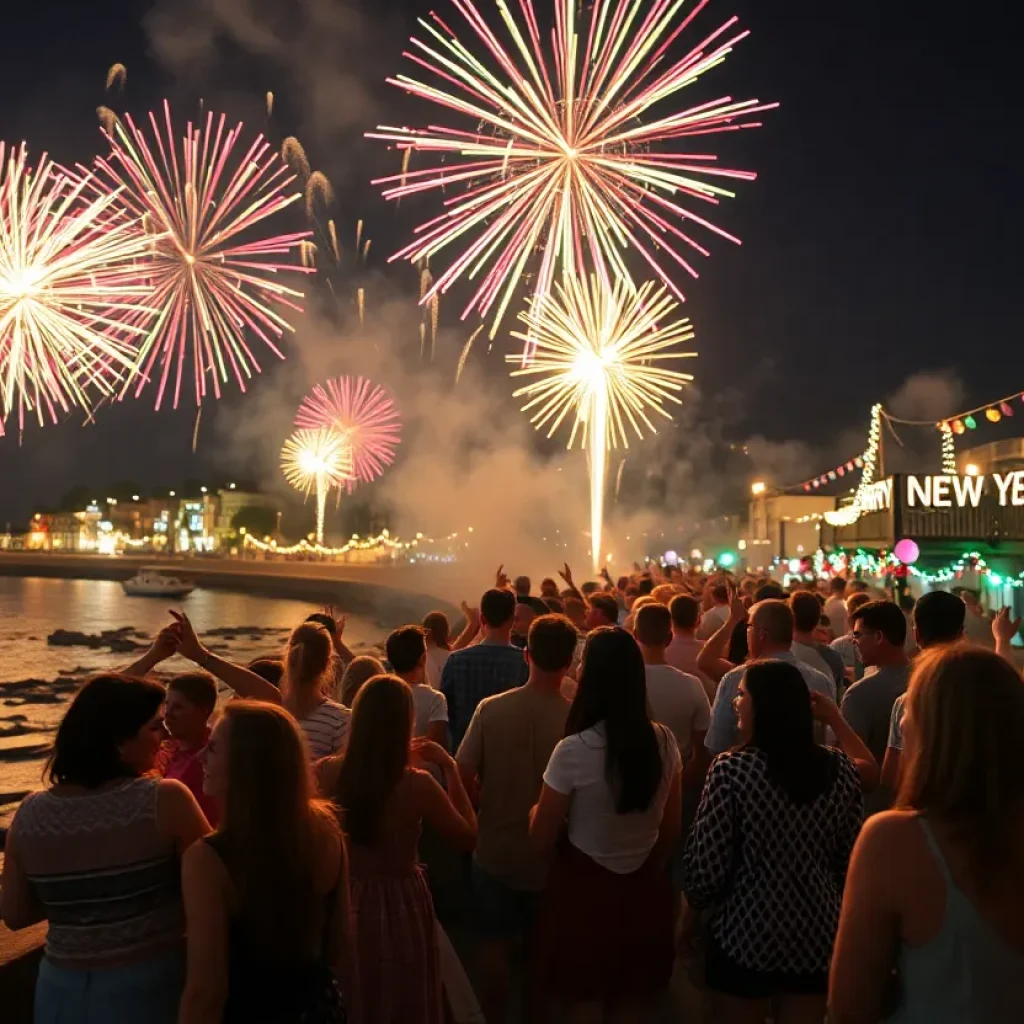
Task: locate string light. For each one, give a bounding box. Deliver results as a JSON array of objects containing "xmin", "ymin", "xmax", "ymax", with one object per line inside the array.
[
  {"xmin": 824, "ymin": 404, "xmax": 883, "ymax": 526},
  {"xmin": 241, "ymin": 529, "xmax": 465, "ymax": 559},
  {"xmin": 940, "ymin": 422, "xmax": 957, "ymax": 473}
]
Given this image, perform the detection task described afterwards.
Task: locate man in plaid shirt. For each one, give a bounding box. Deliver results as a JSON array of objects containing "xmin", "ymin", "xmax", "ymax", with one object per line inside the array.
[{"xmin": 441, "ymin": 588, "xmax": 529, "ymax": 750}]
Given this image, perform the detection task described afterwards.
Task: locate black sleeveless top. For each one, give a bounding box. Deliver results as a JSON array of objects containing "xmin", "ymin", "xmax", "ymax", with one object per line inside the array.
[{"xmin": 203, "ymin": 834, "xmax": 346, "ymax": 1023}]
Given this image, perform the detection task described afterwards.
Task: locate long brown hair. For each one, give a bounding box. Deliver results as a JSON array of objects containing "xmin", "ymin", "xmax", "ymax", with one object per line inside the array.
[
  {"xmin": 897, "ymin": 646, "xmax": 1024, "ymax": 886},
  {"xmin": 334, "ymin": 675, "xmax": 412, "ymax": 845},
  {"xmin": 216, "ymin": 701, "xmax": 341, "ymax": 956},
  {"xmin": 422, "ymin": 611, "xmax": 451, "ymax": 650},
  {"xmin": 284, "ymin": 622, "xmax": 334, "ymax": 703}
]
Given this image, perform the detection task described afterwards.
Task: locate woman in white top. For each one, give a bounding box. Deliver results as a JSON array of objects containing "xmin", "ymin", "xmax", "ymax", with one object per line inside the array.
[
  {"xmin": 422, "ymin": 612, "xmax": 452, "ymax": 690},
  {"xmin": 529, "ymin": 626, "xmax": 682, "ymax": 1021},
  {"xmin": 169, "ymin": 613, "xmax": 350, "ymax": 760}
]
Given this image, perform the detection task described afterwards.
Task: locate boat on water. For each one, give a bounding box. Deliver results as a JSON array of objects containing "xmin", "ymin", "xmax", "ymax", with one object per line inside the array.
[{"xmin": 122, "ymin": 568, "xmax": 195, "ymax": 598}]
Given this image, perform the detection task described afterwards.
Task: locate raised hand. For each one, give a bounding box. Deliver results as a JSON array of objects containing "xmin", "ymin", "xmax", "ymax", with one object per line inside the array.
[
  {"xmin": 809, "ymin": 691, "xmax": 842, "ymax": 726},
  {"xmin": 168, "ymin": 610, "xmax": 206, "ymax": 664},
  {"xmin": 411, "ymin": 736, "xmax": 455, "ymax": 769},
  {"xmin": 558, "ymin": 562, "xmax": 574, "ymax": 586},
  {"xmin": 495, "ymin": 564, "xmax": 510, "ymax": 589},
  {"xmin": 993, "ymin": 606, "xmax": 1021, "ymax": 644},
  {"xmin": 150, "ymin": 623, "xmax": 181, "ymax": 663}
]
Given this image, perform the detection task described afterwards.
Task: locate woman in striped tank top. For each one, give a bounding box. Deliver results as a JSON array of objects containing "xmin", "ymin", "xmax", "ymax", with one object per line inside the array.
[
  {"xmin": 1, "ymin": 674, "xmax": 210, "ymax": 1024},
  {"xmin": 168, "ymin": 612, "xmax": 352, "ymax": 760}
]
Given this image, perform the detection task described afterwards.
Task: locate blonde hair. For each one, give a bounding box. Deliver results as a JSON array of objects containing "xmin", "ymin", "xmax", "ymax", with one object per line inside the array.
[
  {"xmin": 284, "ymin": 622, "xmax": 334, "ymax": 699},
  {"xmin": 898, "ymin": 646, "xmax": 1024, "ymax": 885}
]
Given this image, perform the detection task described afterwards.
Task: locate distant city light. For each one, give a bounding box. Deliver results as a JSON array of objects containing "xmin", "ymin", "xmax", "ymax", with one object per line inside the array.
[
  {"xmin": 965, "ymin": 463, "xmax": 980, "ymax": 476},
  {"xmin": 751, "ymin": 481, "xmax": 766, "ymax": 496}
]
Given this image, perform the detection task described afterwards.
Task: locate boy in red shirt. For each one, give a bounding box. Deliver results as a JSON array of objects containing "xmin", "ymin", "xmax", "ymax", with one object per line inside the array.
[{"xmin": 157, "ymin": 672, "xmax": 220, "ymax": 825}]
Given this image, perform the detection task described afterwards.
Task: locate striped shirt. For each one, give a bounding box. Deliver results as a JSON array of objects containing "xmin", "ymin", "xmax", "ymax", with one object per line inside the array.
[
  {"xmin": 9, "ymin": 777, "xmax": 182, "ymax": 967},
  {"xmin": 298, "ymin": 699, "xmax": 351, "ymax": 759}
]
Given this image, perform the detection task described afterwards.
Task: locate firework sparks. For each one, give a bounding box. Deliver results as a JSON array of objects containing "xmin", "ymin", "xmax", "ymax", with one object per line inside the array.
[
  {"xmin": 281, "ymin": 137, "xmax": 311, "ymax": 180},
  {"xmin": 371, "ymin": 0, "xmax": 774, "ymax": 352},
  {"xmin": 305, "ymin": 171, "xmax": 333, "ymax": 220},
  {"xmin": 91, "ymin": 101, "xmax": 313, "ymax": 409},
  {"xmin": 105, "ymin": 64, "xmax": 126, "ymax": 93},
  {"xmin": 510, "ymin": 273, "xmax": 695, "ymax": 570},
  {"xmin": 295, "ymin": 376, "xmax": 401, "ymax": 492},
  {"xmin": 266, "ymin": 91, "xmax": 274, "ymax": 118},
  {"xmin": 0, "ymin": 143, "xmax": 154, "ymax": 435},
  {"xmin": 281, "ymin": 426, "xmax": 354, "ymax": 544}
]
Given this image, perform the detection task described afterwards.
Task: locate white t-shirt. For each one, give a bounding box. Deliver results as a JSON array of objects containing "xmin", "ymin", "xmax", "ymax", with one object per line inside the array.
[
  {"xmin": 695, "ymin": 604, "xmax": 730, "ymax": 641},
  {"xmin": 410, "ymin": 683, "xmax": 448, "ymax": 738},
  {"xmin": 299, "ymin": 700, "xmax": 351, "ymax": 760},
  {"xmin": 824, "ymin": 596, "xmax": 847, "ymax": 639},
  {"xmin": 544, "ymin": 723, "xmax": 681, "ymax": 874},
  {"xmin": 424, "ymin": 646, "xmax": 451, "ymax": 689},
  {"xmin": 644, "ymin": 664, "xmax": 711, "ymax": 759}
]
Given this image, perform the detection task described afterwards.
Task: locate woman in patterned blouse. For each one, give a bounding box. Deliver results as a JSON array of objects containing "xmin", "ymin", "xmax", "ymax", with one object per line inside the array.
[{"xmin": 681, "ymin": 658, "xmax": 877, "ymax": 1023}]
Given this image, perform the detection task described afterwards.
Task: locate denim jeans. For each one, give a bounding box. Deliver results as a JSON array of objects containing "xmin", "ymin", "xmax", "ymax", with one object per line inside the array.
[{"xmin": 35, "ymin": 949, "xmax": 184, "ymax": 1024}]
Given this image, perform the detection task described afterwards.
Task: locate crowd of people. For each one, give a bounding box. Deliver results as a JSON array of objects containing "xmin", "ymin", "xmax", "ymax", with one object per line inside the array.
[{"xmin": 2, "ymin": 561, "xmax": 1023, "ymax": 1023}]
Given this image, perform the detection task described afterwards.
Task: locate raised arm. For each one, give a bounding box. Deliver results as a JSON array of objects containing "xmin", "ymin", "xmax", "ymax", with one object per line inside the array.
[
  {"xmin": 557, "ymin": 563, "xmax": 584, "ymax": 603},
  {"xmin": 122, "ymin": 623, "xmax": 181, "ymax": 678},
  {"xmin": 411, "ymin": 740, "xmax": 477, "ymax": 852},
  {"xmin": 811, "ymin": 693, "xmax": 879, "ymax": 790},
  {"xmin": 0, "ymin": 825, "xmax": 45, "ymax": 930},
  {"xmin": 451, "ymin": 602, "xmax": 481, "ymax": 651},
  {"xmin": 993, "ymin": 608, "xmax": 1022, "ymax": 669},
  {"xmin": 169, "ymin": 611, "xmax": 283, "ymax": 705},
  {"xmin": 697, "ymin": 589, "xmax": 746, "ymax": 682}
]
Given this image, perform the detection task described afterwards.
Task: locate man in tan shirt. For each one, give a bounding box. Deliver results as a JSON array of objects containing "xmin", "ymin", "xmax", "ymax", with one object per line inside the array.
[{"xmin": 457, "ymin": 613, "xmax": 578, "ymax": 1024}]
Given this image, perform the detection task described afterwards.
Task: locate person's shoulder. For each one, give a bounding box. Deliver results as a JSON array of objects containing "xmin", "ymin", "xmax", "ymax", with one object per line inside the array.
[
  {"xmin": 855, "ymin": 808, "xmax": 923, "ymax": 854},
  {"xmin": 827, "ymin": 747, "xmax": 863, "ymax": 787},
  {"xmin": 797, "ymin": 659, "xmax": 834, "ymax": 689}
]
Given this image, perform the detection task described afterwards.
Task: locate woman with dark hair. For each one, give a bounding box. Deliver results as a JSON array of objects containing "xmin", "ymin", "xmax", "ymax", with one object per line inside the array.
[
  {"xmin": 830, "ymin": 647, "xmax": 1024, "ymax": 1023},
  {"xmin": 681, "ymin": 659, "xmax": 874, "ymax": 1024},
  {"xmin": 529, "ymin": 627, "xmax": 683, "ymax": 1021},
  {"xmin": 177, "ymin": 701, "xmax": 348, "ymax": 1023},
  {"xmin": 325, "ymin": 674, "xmax": 477, "ymax": 1024},
  {"xmin": 1, "ymin": 675, "xmax": 209, "ymax": 1024}
]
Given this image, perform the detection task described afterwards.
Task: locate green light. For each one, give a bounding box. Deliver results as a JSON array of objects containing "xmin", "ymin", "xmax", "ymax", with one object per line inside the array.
[
  {"xmin": 988, "ymin": 573, "xmax": 1003, "ymax": 586},
  {"xmin": 717, "ymin": 550, "xmax": 737, "ymax": 568},
  {"xmin": 964, "ymin": 415, "xmax": 977, "ymax": 430}
]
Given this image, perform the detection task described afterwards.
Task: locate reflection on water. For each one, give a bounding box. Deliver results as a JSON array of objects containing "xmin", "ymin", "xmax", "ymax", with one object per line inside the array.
[{"xmin": 0, "ymin": 576, "xmax": 382, "ymax": 827}]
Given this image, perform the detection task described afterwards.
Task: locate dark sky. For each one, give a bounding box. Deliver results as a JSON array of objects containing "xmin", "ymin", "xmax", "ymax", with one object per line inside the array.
[{"xmin": 0, "ymin": 0, "xmax": 1019, "ymax": 524}]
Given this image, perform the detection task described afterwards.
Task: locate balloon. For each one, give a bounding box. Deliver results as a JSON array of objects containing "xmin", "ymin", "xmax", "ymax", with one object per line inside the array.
[{"xmin": 894, "ymin": 538, "xmax": 920, "ymax": 565}]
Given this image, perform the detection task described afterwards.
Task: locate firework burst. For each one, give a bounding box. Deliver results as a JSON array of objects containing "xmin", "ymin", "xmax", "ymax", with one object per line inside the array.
[
  {"xmin": 295, "ymin": 376, "xmax": 401, "ymax": 491},
  {"xmin": 509, "ymin": 273, "xmax": 694, "ymax": 569},
  {"xmin": 92, "ymin": 100, "xmax": 313, "ymax": 410},
  {"xmin": 370, "ymin": 0, "xmax": 775, "ymax": 352},
  {"xmin": 281, "ymin": 426, "xmax": 354, "ymax": 544},
  {"xmin": 0, "ymin": 143, "xmax": 154, "ymax": 435}
]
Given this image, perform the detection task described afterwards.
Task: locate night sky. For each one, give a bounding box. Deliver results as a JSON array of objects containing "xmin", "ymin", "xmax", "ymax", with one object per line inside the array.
[{"xmin": 0, "ymin": 0, "xmax": 1018, "ymax": 527}]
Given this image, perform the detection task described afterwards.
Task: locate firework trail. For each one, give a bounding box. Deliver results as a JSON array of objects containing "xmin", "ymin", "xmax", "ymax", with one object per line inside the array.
[
  {"xmin": 281, "ymin": 137, "xmax": 311, "ymax": 180},
  {"xmin": 370, "ymin": 0, "xmax": 775, "ymax": 353},
  {"xmin": 455, "ymin": 324, "xmax": 485, "ymax": 384},
  {"xmin": 92, "ymin": 101, "xmax": 313, "ymax": 409},
  {"xmin": 510, "ymin": 274, "xmax": 695, "ymax": 569},
  {"xmin": 281, "ymin": 426, "xmax": 353, "ymax": 543},
  {"xmin": 0, "ymin": 143, "xmax": 155, "ymax": 435},
  {"xmin": 295, "ymin": 376, "xmax": 401, "ymax": 492},
  {"xmin": 266, "ymin": 91, "xmax": 274, "ymax": 118},
  {"xmin": 105, "ymin": 64, "xmax": 127, "ymax": 93},
  {"xmin": 305, "ymin": 170, "xmax": 333, "ymax": 220}
]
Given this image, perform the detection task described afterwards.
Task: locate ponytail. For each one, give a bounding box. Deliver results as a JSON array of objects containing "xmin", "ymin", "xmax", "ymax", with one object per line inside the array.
[{"xmin": 283, "ymin": 623, "xmax": 333, "ymax": 698}]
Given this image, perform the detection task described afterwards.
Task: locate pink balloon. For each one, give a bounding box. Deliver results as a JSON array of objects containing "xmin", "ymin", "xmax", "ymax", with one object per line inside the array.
[{"xmin": 894, "ymin": 538, "xmax": 920, "ymax": 565}]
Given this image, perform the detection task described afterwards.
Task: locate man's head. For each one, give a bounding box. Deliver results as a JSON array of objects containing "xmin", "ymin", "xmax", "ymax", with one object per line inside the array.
[
  {"xmin": 914, "ymin": 591, "xmax": 966, "ymax": 648},
  {"xmin": 848, "ymin": 580, "xmax": 869, "ymax": 596},
  {"xmin": 747, "ymin": 599, "xmax": 794, "ymax": 659},
  {"xmin": 585, "ymin": 592, "xmax": 619, "ymax": 630},
  {"xmin": 845, "ymin": 590, "xmax": 873, "ymax": 620},
  {"xmin": 754, "ymin": 582, "xmax": 786, "ymax": 604},
  {"xmin": 513, "ymin": 575, "xmax": 531, "ymax": 597},
  {"xmin": 526, "ymin": 614, "xmax": 579, "ymax": 677},
  {"xmin": 513, "ymin": 601, "xmax": 537, "ymax": 638},
  {"xmin": 790, "ymin": 591, "xmax": 824, "ymax": 636},
  {"xmin": 564, "ymin": 596, "xmax": 586, "ymax": 629},
  {"xmin": 651, "ymin": 583, "xmax": 678, "ymax": 606},
  {"xmin": 669, "ymin": 593, "xmax": 700, "ymax": 634},
  {"xmin": 165, "ymin": 672, "xmax": 217, "ymax": 743},
  {"xmin": 385, "ymin": 625, "xmax": 427, "ymax": 680},
  {"xmin": 710, "ymin": 583, "xmax": 729, "ymax": 606},
  {"xmin": 480, "ymin": 588, "xmax": 517, "ymax": 632},
  {"xmin": 540, "ymin": 577, "xmax": 560, "ymax": 598},
  {"xmin": 829, "ymin": 577, "xmax": 847, "ymax": 597},
  {"xmin": 635, "ymin": 603, "xmax": 672, "ymax": 650},
  {"xmin": 580, "ymin": 580, "xmax": 602, "ymax": 597},
  {"xmin": 850, "ymin": 600, "xmax": 907, "ymax": 666}
]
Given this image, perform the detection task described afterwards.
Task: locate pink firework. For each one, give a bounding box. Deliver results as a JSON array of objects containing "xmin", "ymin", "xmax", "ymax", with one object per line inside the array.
[
  {"xmin": 91, "ymin": 101, "xmax": 313, "ymax": 410},
  {"xmin": 295, "ymin": 376, "xmax": 401, "ymax": 490}
]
